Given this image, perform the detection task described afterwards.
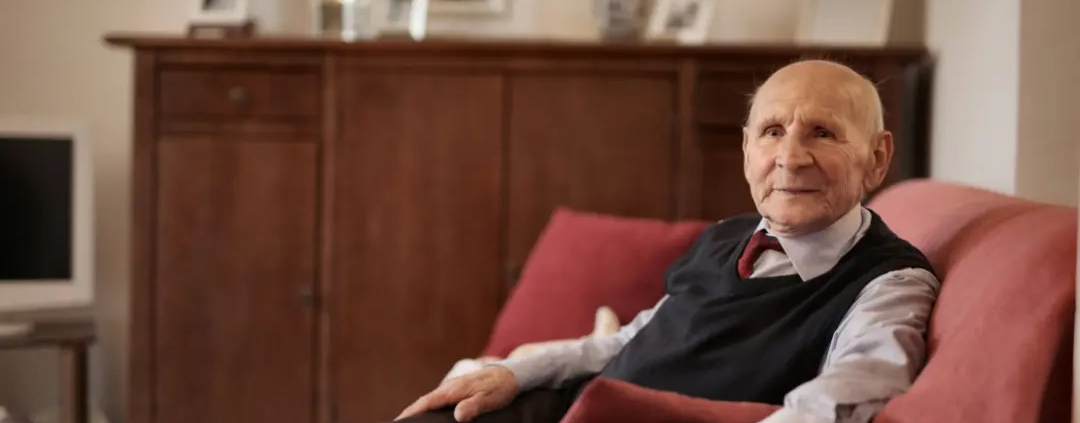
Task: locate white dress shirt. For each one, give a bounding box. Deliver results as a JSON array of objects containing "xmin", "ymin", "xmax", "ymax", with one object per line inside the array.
[{"xmin": 493, "ymin": 205, "xmax": 939, "ymax": 423}]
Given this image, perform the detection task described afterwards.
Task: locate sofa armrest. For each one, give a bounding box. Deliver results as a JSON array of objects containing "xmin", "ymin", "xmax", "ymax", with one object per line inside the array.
[{"xmin": 560, "ymin": 378, "xmax": 779, "ymax": 423}]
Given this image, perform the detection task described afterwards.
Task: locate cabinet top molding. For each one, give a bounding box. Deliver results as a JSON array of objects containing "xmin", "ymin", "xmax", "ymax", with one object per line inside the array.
[{"xmin": 103, "ymin": 33, "xmax": 927, "ymax": 59}]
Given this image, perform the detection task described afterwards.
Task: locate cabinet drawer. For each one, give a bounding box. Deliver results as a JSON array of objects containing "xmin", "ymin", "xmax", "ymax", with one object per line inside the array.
[{"xmin": 159, "ymin": 69, "xmax": 320, "ymax": 118}]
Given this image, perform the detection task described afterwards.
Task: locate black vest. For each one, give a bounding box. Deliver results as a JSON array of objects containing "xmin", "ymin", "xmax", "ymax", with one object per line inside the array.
[{"xmin": 597, "ymin": 211, "xmax": 934, "ymax": 404}]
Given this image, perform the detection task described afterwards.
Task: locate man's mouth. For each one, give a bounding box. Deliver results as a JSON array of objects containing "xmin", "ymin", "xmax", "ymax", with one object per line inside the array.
[{"xmin": 774, "ymin": 188, "xmax": 819, "ymax": 194}]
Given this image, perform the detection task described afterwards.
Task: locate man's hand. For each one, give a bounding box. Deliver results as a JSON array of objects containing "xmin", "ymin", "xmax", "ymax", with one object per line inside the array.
[{"xmin": 395, "ymin": 366, "xmax": 519, "ymax": 422}]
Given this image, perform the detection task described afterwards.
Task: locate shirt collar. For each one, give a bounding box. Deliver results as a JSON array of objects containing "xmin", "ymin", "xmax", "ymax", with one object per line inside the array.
[{"xmin": 755, "ymin": 205, "xmax": 868, "ymax": 281}]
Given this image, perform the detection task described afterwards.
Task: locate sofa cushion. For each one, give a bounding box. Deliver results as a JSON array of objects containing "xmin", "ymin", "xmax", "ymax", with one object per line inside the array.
[
  {"xmin": 560, "ymin": 377, "xmax": 778, "ymax": 423},
  {"xmin": 868, "ymin": 180, "xmax": 1076, "ymax": 423},
  {"xmin": 482, "ymin": 207, "xmax": 711, "ymax": 357},
  {"xmin": 868, "ymin": 179, "xmax": 1039, "ymax": 273}
]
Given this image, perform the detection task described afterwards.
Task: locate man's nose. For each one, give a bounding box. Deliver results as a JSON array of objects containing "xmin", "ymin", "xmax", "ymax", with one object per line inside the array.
[{"xmin": 774, "ymin": 137, "xmax": 814, "ymax": 169}]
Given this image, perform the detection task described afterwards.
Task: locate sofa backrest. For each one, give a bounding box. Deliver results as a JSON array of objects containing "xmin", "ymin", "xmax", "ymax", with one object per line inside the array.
[{"xmin": 868, "ymin": 179, "xmax": 1076, "ymax": 423}]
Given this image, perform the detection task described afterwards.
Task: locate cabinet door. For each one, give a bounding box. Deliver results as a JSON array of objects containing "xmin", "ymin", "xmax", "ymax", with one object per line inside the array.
[
  {"xmin": 697, "ymin": 127, "xmax": 754, "ymax": 220},
  {"xmin": 506, "ymin": 74, "xmax": 677, "ymax": 273},
  {"xmin": 693, "ymin": 70, "xmax": 769, "ymax": 220},
  {"xmin": 153, "ymin": 137, "xmax": 318, "ymax": 423},
  {"xmin": 331, "ymin": 71, "xmax": 504, "ymax": 423}
]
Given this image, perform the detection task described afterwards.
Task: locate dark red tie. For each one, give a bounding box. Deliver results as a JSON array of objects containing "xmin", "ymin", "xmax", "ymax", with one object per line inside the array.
[{"xmin": 738, "ymin": 230, "xmax": 785, "ymax": 278}]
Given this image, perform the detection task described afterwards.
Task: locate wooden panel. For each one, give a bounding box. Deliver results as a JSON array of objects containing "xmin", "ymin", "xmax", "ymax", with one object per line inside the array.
[
  {"xmin": 159, "ymin": 69, "xmax": 320, "ymax": 118},
  {"xmin": 331, "ymin": 71, "xmax": 504, "ymax": 423},
  {"xmin": 506, "ymin": 73, "xmax": 677, "ymax": 274},
  {"xmin": 157, "ymin": 51, "xmax": 323, "ymax": 66},
  {"xmin": 130, "ymin": 50, "xmax": 157, "ymax": 423},
  {"xmin": 694, "ymin": 64, "xmax": 782, "ymax": 126},
  {"xmin": 694, "ymin": 69, "xmax": 763, "ymax": 220},
  {"xmin": 873, "ymin": 60, "xmax": 925, "ymax": 191},
  {"xmin": 104, "ymin": 34, "xmax": 928, "ymax": 64},
  {"xmin": 341, "ymin": 55, "xmax": 678, "ymax": 72},
  {"xmin": 675, "ymin": 59, "xmax": 703, "ymax": 219},
  {"xmin": 694, "ymin": 75, "xmax": 757, "ymax": 126},
  {"xmin": 159, "ymin": 119, "xmax": 319, "ymax": 136},
  {"xmin": 153, "ymin": 138, "xmax": 318, "ymax": 423},
  {"xmin": 697, "ymin": 125, "xmax": 756, "ymax": 220},
  {"xmin": 316, "ymin": 53, "xmax": 338, "ymax": 423}
]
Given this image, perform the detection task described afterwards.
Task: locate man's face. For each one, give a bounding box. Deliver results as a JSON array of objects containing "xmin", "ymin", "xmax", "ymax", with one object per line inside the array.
[{"xmin": 742, "ymin": 69, "xmax": 891, "ymax": 236}]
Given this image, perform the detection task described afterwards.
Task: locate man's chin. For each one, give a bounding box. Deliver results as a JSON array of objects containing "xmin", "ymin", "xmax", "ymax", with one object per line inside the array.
[
  {"xmin": 765, "ymin": 193, "xmax": 824, "ymax": 209},
  {"xmin": 761, "ymin": 210, "xmax": 829, "ymax": 236}
]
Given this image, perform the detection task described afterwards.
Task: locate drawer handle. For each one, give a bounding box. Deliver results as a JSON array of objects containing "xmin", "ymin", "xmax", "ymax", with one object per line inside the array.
[
  {"xmin": 227, "ymin": 86, "xmax": 249, "ymax": 105},
  {"xmin": 299, "ymin": 287, "xmax": 317, "ymax": 309}
]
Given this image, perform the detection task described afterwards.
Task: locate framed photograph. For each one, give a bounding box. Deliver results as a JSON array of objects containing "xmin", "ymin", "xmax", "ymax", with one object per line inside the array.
[
  {"xmin": 373, "ymin": 0, "xmax": 430, "ymax": 39},
  {"xmin": 190, "ymin": 0, "xmax": 251, "ymax": 25},
  {"xmin": 646, "ymin": 0, "xmax": 713, "ymax": 44},
  {"xmin": 594, "ymin": 0, "xmax": 653, "ymax": 40},
  {"xmin": 383, "ymin": 0, "xmax": 413, "ymax": 30},
  {"xmin": 428, "ymin": 0, "xmax": 507, "ymax": 16},
  {"xmin": 795, "ymin": 0, "xmax": 894, "ymax": 46}
]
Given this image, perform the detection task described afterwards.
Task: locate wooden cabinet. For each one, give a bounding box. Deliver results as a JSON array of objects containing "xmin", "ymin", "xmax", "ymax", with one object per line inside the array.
[
  {"xmin": 154, "ymin": 137, "xmax": 319, "ymax": 423},
  {"xmin": 693, "ymin": 66, "xmax": 770, "ymax": 218},
  {"xmin": 158, "ymin": 68, "xmax": 320, "ymax": 118},
  {"xmin": 331, "ymin": 70, "xmax": 506, "ymax": 421},
  {"xmin": 108, "ymin": 36, "xmax": 931, "ymax": 423},
  {"xmin": 506, "ymin": 73, "xmax": 676, "ymax": 275}
]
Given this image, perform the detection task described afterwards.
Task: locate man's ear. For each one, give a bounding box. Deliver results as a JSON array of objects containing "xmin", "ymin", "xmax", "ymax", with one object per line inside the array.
[
  {"xmin": 742, "ymin": 126, "xmax": 750, "ymax": 156},
  {"xmin": 863, "ymin": 131, "xmax": 894, "ymax": 192},
  {"xmin": 742, "ymin": 126, "xmax": 751, "ymax": 175}
]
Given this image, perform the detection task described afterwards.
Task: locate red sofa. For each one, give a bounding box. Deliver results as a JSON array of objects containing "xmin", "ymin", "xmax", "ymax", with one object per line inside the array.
[{"xmin": 480, "ymin": 179, "xmax": 1076, "ymax": 423}]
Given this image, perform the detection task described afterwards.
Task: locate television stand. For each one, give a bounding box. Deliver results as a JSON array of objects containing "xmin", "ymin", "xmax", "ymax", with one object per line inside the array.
[
  {"xmin": 0, "ymin": 319, "xmax": 95, "ymax": 423},
  {"xmin": 0, "ymin": 321, "xmax": 34, "ymax": 338}
]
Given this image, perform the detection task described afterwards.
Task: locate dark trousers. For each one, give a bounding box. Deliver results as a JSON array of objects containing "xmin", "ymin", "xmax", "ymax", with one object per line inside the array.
[{"xmin": 392, "ymin": 377, "xmax": 592, "ymax": 423}]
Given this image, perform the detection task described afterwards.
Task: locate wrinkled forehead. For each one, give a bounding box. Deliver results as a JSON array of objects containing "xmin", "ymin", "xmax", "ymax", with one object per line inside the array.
[{"xmin": 747, "ymin": 78, "xmax": 860, "ymax": 127}]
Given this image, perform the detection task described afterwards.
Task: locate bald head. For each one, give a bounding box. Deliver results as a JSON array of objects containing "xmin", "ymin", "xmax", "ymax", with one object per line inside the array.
[
  {"xmin": 740, "ymin": 59, "xmax": 894, "ymax": 236},
  {"xmin": 748, "ymin": 60, "xmax": 884, "ymax": 136}
]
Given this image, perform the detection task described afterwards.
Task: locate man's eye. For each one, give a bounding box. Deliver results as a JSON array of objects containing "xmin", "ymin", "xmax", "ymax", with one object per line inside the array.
[
  {"xmin": 763, "ymin": 127, "xmax": 783, "ymax": 137},
  {"xmin": 814, "ymin": 129, "xmax": 834, "ymax": 138}
]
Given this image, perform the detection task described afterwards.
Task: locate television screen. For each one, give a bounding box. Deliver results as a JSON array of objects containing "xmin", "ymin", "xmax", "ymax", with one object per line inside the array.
[{"xmin": 0, "ymin": 137, "xmax": 73, "ymax": 281}]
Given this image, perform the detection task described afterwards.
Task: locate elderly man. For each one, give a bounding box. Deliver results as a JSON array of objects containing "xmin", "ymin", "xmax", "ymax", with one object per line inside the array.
[{"xmin": 394, "ymin": 59, "xmax": 939, "ymax": 423}]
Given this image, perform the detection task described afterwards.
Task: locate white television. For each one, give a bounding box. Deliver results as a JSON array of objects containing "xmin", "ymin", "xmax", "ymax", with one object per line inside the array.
[{"xmin": 0, "ymin": 117, "xmax": 94, "ymax": 336}]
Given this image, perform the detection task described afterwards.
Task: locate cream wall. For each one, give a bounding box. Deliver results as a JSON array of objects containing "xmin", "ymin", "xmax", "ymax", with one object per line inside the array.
[
  {"xmin": 1015, "ymin": 0, "xmax": 1080, "ymax": 206},
  {"xmin": 926, "ymin": 0, "xmax": 1080, "ymax": 206},
  {"xmin": 416, "ymin": 0, "xmax": 800, "ymax": 42},
  {"xmin": 0, "ymin": 1, "xmax": 797, "ymax": 421},
  {"xmin": 0, "ymin": 1, "xmax": 191, "ymax": 420},
  {"xmin": 925, "ymin": 0, "xmax": 1019, "ymax": 196}
]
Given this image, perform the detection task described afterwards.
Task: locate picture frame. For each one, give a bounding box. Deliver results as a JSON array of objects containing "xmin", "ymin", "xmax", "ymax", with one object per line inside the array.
[
  {"xmin": 428, "ymin": 0, "xmax": 507, "ymax": 16},
  {"xmin": 188, "ymin": 0, "xmax": 254, "ymax": 37},
  {"xmin": 794, "ymin": 0, "xmax": 895, "ymax": 46},
  {"xmin": 373, "ymin": 0, "xmax": 430, "ymax": 40},
  {"xmin": 594, "ymin": 0, "xmax": 654, "ymax": 41},
  {"xmin": 645, "ymin": 0, "xmax": 713, "ymax": 45},
  {"xmin": 190, "ymin": 0, "xmax": 251, "ymax": 24}
]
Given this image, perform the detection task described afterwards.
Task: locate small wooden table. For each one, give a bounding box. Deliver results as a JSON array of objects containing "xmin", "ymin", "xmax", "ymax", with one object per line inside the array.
[{"xmin": 0, "ymin": 320, "xmax": 95, "ymax": 423}]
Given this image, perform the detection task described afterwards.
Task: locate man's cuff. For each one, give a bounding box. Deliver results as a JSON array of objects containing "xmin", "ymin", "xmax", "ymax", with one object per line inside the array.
[
  {"xmin": 758, "ymin": 407, "xmax": 832, "ymax": 423},
  {"xmin": 486, "ymin": 357, "xmax": 546, "ymax": 392}
]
